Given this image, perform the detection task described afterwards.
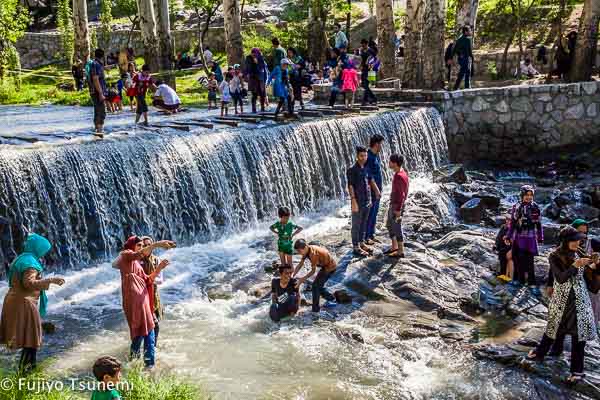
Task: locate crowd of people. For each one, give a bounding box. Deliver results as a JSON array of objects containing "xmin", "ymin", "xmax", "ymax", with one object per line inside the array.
[{"xmin": 492, "ymin": 186, "xmax": 600, "ymax": 383}]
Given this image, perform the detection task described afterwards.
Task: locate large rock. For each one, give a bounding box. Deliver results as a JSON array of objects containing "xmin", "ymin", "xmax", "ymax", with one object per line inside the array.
[
  {"xmin": 433, "ymin": 164, "xmax": 468, "ymax": 184},
  {"xmin": 459, "ymin": 198, "xmax": 483, "ymax": 224},
  {"xmin": 542, "ymin": 223, "xmax": 562, "ymax": 245},
  {"xmin": 559, "ymin": 204, "xmax": 600, "ymax": 223},
  {"xmin": 473, "ymin": 191, "xmax": 502, "ymax": 209}
]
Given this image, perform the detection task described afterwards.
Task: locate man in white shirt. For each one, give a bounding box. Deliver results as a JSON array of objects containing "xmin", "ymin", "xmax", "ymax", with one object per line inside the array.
[
  {"xmin": 519, "ymin": 58, "xmax": 539, "ymax": 78},
  {"xmin": 203, "ymin": 47, "xmax": 213, "ymax": 64},
  {"xmin": 152, "ymin": 80, "xmax": 181, "ymax": 113},
  {"xmin": 334, "ymin": 23, "xmax": 348, "ymax": 50}
]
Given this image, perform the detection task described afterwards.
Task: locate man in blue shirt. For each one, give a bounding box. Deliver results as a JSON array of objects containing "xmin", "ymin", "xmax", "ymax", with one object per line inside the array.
[
  {"xmin": 347, "ymin": 146, "xmax": 381, "ymax": 257},
  {"xmin": 365, "ymin": 134, "xmax": 384, "ymax": 245},
  {"xmin": 89, "ymin": 48, "xmax": 108, "ymax": 136}
]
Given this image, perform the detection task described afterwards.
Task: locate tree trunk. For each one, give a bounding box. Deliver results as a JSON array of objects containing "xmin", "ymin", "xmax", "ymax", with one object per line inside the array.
[
  {"xmin": 500, "ymin": 30, "xmax": 515, "ymax": 78},
  {"xmin": 127, "ymin": 16, "xmax": 139, "ymax": 48},
  {"xmin": 568, "ymin": 0, "xmax": 600, "ymax": 81},
  {"xmin": 136, "ymin": 0, "xmax": 160, "ymax": 72},
  {"xmin": 223, "ymin": 0, "xmax": 244, "ymax": 66},
  {"xmin": 402, "ymin": 0, "xmax": 425, "ymax": 87},
  {"xmin": 72, "ymin": 0, "xmax": 90, "ymax": 62},
  {"xmin": 455, "ymin": 0, "xmax": 479, "ymax": 40},
  {"xmin": 422, "ymin": 0, "xmax": 446, "ymax": 89},
  {"xmin": 155, "ymin": 0, "xmax": 175, "ymax": 87},
  {"xmin": 376, "ymin": 0, "xmax": 395, "ymax": 78},
  {"xmin": 307, "ymin": 0, "xmax": 328, "ymax": 68},
  {"xmin": 346, "ymin": 0, "xmax": 352, "ymax": 46}
]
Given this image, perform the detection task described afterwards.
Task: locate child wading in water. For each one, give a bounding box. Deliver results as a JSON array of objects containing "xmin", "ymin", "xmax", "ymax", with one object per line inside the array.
[
  {"xmin": 270, "ymin": 206, "xmax": 303, "ymax": 266},
  {"xmin": 207, "ymin": 72, "xmax": 218, "ymax": 110},
  {"xmin": 91, "ymin": 356, "xmax": 122, "ymax": 400},
  {"xmin": 220, "ymin": 72, "xmax": 232, "ymax": 117},
  {"xmin": 341, "ymin": 60, "xmax": 359, "ymax": 109}
]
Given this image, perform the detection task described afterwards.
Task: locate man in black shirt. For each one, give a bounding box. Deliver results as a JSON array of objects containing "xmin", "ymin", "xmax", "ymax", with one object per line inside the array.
[
  {"xmin": 347, "ymin": 146, "xmax": 381, "ymax": 257},
  {"xmin": 360, "ymin": 39, "xmax": 377, "ymax": 105},
  {"xmin": 270, "ymin": 264, "xmax": 300, "ymax": 322},
  {"xmin": 452, "ymin": 26, "xmax": 474, "ymax": 90},
  {"xmin": 444, "ymin": 41, "xmax": 454, "ymax": 87}
]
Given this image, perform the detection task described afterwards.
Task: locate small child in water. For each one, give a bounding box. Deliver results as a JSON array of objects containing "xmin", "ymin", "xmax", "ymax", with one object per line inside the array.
[
  {"xmin": 270, "ymin": 206, "xmax": 303, "ymax": 266},
  {"xmin": 494, "ymin": 214, "xmax": 513, "ymax": 282},
  {"xmin": 91, "ymin": 356, "xmax": 122, "ymax": 400}
]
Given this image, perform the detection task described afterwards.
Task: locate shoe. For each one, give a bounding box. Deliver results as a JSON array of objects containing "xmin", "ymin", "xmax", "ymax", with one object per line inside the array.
[
  {"xmin": 371, "ymin": 237, "xmax": 383, "ymax": 244},
  {"xmin": 529, "ymin": 286, "xmax": 541, "ymax": 296},
  {"xmin": 497, "ymin": 275, "xmax": 511, "ymax": 283},
  {"xmin": 323, "ymin": 300, "xmax": 337, "ymax": 309}
]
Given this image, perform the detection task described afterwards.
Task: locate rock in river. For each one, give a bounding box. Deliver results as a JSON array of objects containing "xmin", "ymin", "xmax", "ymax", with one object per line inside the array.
[
  {"xmin": 459, "ymin": 198, "xmax": 483, "ymax": 224},
  {"xmin": 433, "ymin": 164, "xmax": 468, "ymax": 184}
]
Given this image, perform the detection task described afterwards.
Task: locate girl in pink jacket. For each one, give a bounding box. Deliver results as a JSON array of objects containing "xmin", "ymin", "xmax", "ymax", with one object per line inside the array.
[{"xmin": 341, "ymin": 60, "xmax": 360, "ymax": 108}]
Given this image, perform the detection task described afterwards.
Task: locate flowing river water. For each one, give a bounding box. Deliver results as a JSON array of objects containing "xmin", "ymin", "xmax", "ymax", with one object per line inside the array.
[{"xmin": 0, "ymin": 106, "xmax": 543, "ymax": 399}]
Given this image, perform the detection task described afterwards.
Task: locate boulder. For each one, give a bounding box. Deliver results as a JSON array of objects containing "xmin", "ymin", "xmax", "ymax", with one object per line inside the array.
[
  {"xmin": 554, "ymin": 191, "xmax": 574, "ymax": 208},
  {"xmin": 459, "ymin": 198, "xmax": 483, "ymax": 224},
  {"xmin": 206, "ymin": 284, "xmax": 233, "ymax": 301},
  {"xmin": 559, "ymin": 204, "xmax": 600, "ymax": 223},
  {"xmin": 473, "ymin": 191, "xmax": 502, "ymax": 209},
  {"xmin": 334, "ymin": 289, "xmax": 353, "ymax": 304},
  {"xmin": 542, "ymin": 223, "xmax": 562, "ymax": 245},
  {"xmin": 433, "ymin": 164, "xmax": 468, "ymax": 184},
  {"xmin": 543, "ymin": 203, "xmax": 561, "ymax": 220}
]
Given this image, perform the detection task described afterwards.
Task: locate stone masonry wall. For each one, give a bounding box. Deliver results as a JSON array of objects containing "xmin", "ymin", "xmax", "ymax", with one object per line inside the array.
[
  {"xmin": 440, "ymin": 82, "xmax": 600, "ymax": 162},
  {"xmin": 17, "ymin": 25, "xmax": 267, "ymax": 69}
]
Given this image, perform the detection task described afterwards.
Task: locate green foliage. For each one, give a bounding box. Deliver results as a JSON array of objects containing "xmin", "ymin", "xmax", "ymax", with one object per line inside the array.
[
  {"xmin": 486, "ymin": 61, "xmax": 499, "ymax": 79},
  {"xmin": 99, "ymin": 0, "xmax": 113, "ymax": 49},
  {"xmin": 0, "ymin": 0, "xmax": 30, "ymax": 45},
  {"xmin": 90, "ymin": 28, "xmax": 99, "ymax": 52},
  {"xmin": 56, "ymin": 0, "xmax": 74, "ymax": 65},
  {"xmin": 120, "ymin": 365, "xmax": 210, "ymax": 400},
  {"xmin": 0, "ymin": 367, "xmax": 83, "ymax": 400},
  {"xmin": 242, "ymin": 26, "xmax": 273, "ymax": 55},
  {"xmin": 113, "ymin": 0, "xmax": 138, "ymax": 22}
]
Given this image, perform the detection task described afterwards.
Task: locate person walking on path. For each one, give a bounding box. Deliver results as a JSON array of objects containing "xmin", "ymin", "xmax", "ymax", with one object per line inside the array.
[
  {"xmin": 359, "ymin": 39, "xmax": 377, "ymax": 105},
  {"xmin": 341, "ymin": 60, "xmax": 360, "ymax": 108},
  {"xmin": 287, "ymin": 48, "xmax": 306, "ymax": 110},
  {"xmin": 334, "ymin": 23, "xmax": 349, "ymax": 50},
  {"xmin": 271, "ymin": 38, "xmax": 287, "ymax": 70},
  {"xmin": 386, "ymin": 154, "xmax": 409, "ymax": 258},
  {"xmin": 88, "ymin": 48, "xmax": 108, "ymax": 136},
  {"xmin": 245, "ymin": 48, "xmax": 269, "ymax": 113},
  {"xmin": 114, "ymin": 236, "xmax": 175, "ymax": 368},
  {"xmin": 452, "ymin": 26, "xmax": 474, "ymax": 90},
  {"xmin": 0, "ymin": 233, "xmax": 65, "ymax": 372},
  {"xmin": 507, "ymin": 185, "xmax": 543, "ymax": 292},
  {"xmin": 268, "ymin": 59, "xmax": 293, "ymax": 116},
  {"xmin": 527, "ymin": 226, "xmax": 599, "ymax": 384},
  {"xmin": 444, "ymin": 41, "xmax": 454, "ymax": 88},
  {"xmin": 293, "ymin": 239, "xmax": 337, "ymax": 313},
  {"xmin": 347, "ymin": 146, "xmax": 381, "ymax": 257},
  {"xmin": 365, "ymin": 134, "xmax": 384, "ymax": 245},
  {"xmin": 270, "ymin": 264, "xmax": 301, "ymax": 322}
]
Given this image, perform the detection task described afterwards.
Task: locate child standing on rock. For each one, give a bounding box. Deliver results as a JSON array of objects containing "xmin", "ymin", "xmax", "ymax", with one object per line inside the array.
[
  {"xmin": 495, "ymin": 214, "xmax": 514, "ymax": 282},
  {"xmin": 270, "ymin": 206, "xmax": 303, "ymax": 266},
  {"xmin": 507, "ymin": 185, "xmax": 543, "ymax": 292},
  {"xmin": 219, "ymin": 73, "xmax": 232, "ymax": 117},
  {"xmin": 341, "ymin": 60, "xmax": 359, "ymax": 109}
]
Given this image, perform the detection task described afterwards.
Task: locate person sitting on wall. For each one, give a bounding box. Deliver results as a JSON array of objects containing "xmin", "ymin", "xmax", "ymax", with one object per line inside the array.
[{"xmin": 519, "ymin": 58, "xmax": 540, "ymax": 79}]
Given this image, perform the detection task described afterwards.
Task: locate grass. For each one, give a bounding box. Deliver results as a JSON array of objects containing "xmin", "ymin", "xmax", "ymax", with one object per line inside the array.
[
  {"xmin": 0, "ymin": 362, "xmax": 209, "ymax": 400},
  {"xmin": 0, "ymin": 54, "xmax": 228, "ymax": 108}
]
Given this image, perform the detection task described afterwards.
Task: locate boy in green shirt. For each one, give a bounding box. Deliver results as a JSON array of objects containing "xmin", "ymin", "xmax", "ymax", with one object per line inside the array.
[
  {"xmin": 270, "ymin": 206, "xmax": 303, "ymax": 266},
  {"xmin": 91, "ymin": 356, "xmax": 122, "ymax": 400}
]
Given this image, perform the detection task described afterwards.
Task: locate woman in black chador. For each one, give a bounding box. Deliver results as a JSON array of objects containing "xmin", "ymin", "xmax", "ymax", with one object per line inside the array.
[{"xmin": 527, "ymin": 226, "xmax": 599, "ymax": 383}]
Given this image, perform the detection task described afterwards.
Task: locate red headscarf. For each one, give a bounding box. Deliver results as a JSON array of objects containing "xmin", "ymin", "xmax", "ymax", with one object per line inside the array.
[{"xmin": 123, "ymin": 235, "xmax": 141, "ymax": 251}]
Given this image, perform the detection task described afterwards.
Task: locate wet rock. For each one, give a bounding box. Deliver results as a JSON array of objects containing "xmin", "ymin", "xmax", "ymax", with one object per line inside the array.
[
  {"xmin": 542, "ymin": 223, "xmax": 562, "ymax": 245},
  {"xmin": 333, "ymin": 326, "xmax": 364, "ymax": 343},
  {"xmin": 459, "ymin": 198, "xmax": 482, "ymax": 224},
  {"xmin": 206, "ymin": 284, "xmax": 233, "ymax": 301},
  {"xmin": 543, "ymin": 203, "xmax": 561, "ymax": 220},
  {"xmin": 433, "ymin": 164, "xmax": 468, "ymax": 184},
  {"xmin": 532, "ymin": 187, "xmax": 556, "ymax": 204},
  {"xmin": 248, "ymin": 282, "xmax": 272, "ymax": 298},
  {"xmin": 334, "ymin": 289, "xmax": 353, "ymax": 304},
  {"xmin": 559, "ymin": 204, "xmax": 600, "ymax": 223},
  {"xmin": 42, "ymin": 322, "xmax": 56, "ymax": 334},
  {"xmin": 473, "ymin": 191, "xmax": 502, "ymax": 210},
  {"xmin": 554, "ymin": 191, "xmax": 574, "ymax": 208}
]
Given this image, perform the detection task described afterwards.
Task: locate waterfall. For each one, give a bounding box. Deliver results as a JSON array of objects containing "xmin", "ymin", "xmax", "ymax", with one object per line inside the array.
[{"xmin": 0, "ymin": 108, "xmax": 448, "ymax": 267}]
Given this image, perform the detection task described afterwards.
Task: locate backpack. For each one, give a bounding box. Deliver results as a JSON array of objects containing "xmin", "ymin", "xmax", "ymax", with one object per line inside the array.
[{"xmin": 84, "ymin": 59, "xmax": 95, "ymax": 86}]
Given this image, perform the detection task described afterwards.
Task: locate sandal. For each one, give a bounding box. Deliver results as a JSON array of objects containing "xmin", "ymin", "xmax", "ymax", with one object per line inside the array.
[
  {"xmin": 387, "ymin": 250, "xmax": 402, "ymax": 258},
  {"xmin": 566, "ymin": 373, "xmax": 585, "ymax": 384},
  {"xmin": 384, "ymin": 248, "xmax": 397, "ymax": 255},
  {"xmin": 353, "ymin": 248, "xmax": 369, "ymax": 257}
]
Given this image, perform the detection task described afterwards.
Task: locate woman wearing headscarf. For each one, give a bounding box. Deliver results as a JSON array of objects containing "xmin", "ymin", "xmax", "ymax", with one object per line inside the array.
[
  {"xmin": 245, "ymin": 48, "xmax": 268, "ymax": 113},
  {"xmin": 0, "ymin": 233, "xmax": 65, "ymax": 372},
  {"xmin": 527, "ymin": 226, "xmax": 599, "ymax": 384},
  {"xmin": 139, "ymin": 236, "xmax": 165, "ymax": 345},
  {"xmin": 114, "ymin": 235, "xmax": 175, "ymax": 368},
  {"xmin": 506, "ymin": 185, "xmax": 543, "ymax": 290}
]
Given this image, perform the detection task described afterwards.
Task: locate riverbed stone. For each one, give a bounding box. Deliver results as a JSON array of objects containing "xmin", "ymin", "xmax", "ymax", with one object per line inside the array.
[
  {"xmin": 495, "ymin": 100, "xmax": 509, "ymax": 113},
  {"xmin": 510, "ymin": 97, "xmax": 532, "ymax": 112},
  {"xmin": 472, "ymin": 96, "xmax": 490, "ymax": 112},
  {"xmin": 565, "ymin": 103, "xmax": 585, "ymax": 119}
]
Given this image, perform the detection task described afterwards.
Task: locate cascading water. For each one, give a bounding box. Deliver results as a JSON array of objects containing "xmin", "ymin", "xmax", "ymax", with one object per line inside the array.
[{"xmin": 0, "ymin": 109, "xmax": 447, "ymax": 267}]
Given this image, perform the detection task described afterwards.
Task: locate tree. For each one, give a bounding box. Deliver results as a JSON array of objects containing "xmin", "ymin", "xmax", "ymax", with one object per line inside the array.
[
  {"xmin": 113, "ymin": 0, "xmax": 140, "ymax": 47},
  {"xmin": 155, "ymin": 0, "xmax": 175, "ymax": 82},
  {"xmin": 184, "ymin": 0, "xmax": 221, "ymax": 74},
  {"xmin": 73, "ymin": 0, "xmax": 90, "ymax": 62},
  {"xmin": 568, "ymin": 0, "xmax": 600, "ymax": 81},
  {"xmin": 307, "ymin": 0, "xmax": 328, "ymax": 68},
  {"xmin": 136, "ymin": 0, "xmax": 160, "ymax": 71},
  {"xmin": 57, "ymin": 0, "xmax": 74, "ymax": 65},
  {"xmin": 402, "ymin": 0, "xmax": 425, "ymax": 87},
  {"xmin": 99, "ymin": 0, "xmax": 113, "ymax": 50},
  {"xmin": 223, "ymin": 0, "xmax": 243, "ymax": 65},
  {"xmin": 376, "ymin": 0, "xmax": 396, "ymax": 78},
  {"xmin": 455, "ymin": 0, "xmax": 478, "ymax": 39},
  {"xmin": 0, "ymin": 0, "xmax": 28, "ymax": 83},
  {"xmin": 422, "ymin": 0, "xmax": 446, "ymax": 88}
]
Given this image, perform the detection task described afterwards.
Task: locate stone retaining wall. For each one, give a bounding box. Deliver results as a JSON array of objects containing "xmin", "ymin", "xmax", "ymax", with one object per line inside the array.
[
  {"xmin": 17, "ymin": 25, "xmax": 267, "ymax": 69},
  {"xmin": 440, "ymin": 82, "xmax": 600, "ymax": 162}
]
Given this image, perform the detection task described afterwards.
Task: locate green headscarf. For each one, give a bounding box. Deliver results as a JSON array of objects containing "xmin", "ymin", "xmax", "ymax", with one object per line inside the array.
[
  {"xmin": 7, "ymin": 233, "xmax": 52, "ymax": 317},
  {"xmin": 572, "ymin": 219, "xmax": 589, "ymax": 229}
]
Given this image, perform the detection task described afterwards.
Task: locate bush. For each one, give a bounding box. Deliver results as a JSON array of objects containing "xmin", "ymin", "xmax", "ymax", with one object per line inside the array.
[
  {"xmin": 120, "ymin": 365, "xmax": 210, "ymax": 400},
  {"xmin": 0, "ymin": 367, "xmax": 82, "ymax": 400}
]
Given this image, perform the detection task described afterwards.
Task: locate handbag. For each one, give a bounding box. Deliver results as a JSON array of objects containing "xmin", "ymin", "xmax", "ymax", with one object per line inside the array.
[{"xmin": 368, "ymin": 70, "xmax": 377, "ymax": 83}]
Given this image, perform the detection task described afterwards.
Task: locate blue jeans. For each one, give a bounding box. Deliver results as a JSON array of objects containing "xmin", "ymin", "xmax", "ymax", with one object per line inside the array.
[
  {"xmin": 131, "ymin": 330, "xmax": 156, "ymax": 367},
  {"xmin": 454, "ymin": 56, "xmax": 471, "ymax": 90},
  {"xmin": 351, "ymin": 206, "xmax": 371, "ymax": 246},
  {"xmin": 312, "ymin": 269, "xmax": 335, "ymax": 312},
  {"xmin": 365, "ymin": 198, "xmax": 380, "ymax": 240},
  {"xmin": 270, "ymin": 294, "xmax": 299, "ymax": 322}
]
